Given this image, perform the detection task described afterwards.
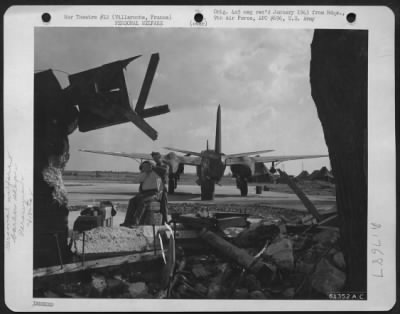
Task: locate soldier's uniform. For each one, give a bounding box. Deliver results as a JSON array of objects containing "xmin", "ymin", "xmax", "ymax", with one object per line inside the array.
[{"xmin": 121, "ymin": 161, "xmax": 162, "ymax": 226}]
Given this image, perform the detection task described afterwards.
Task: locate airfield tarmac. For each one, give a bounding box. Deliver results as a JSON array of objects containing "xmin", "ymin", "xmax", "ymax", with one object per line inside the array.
[{"xmin": 65, "ymin": 180, "xmax": 336, "ymax": 229}]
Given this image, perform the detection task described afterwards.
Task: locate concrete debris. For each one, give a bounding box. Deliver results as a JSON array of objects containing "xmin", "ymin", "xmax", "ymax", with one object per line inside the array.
[
  {"xmin": 194, "ymin": 283, "xmax": 208, "ymax": 295},
  {"xmin": 264, "ymin": 237, "xmax": 294, "ymax": 271},
  {"xmin": 192, "ymin": 263, "xmax": 211, "ymax": 278},
  {"xmin": 282, "ymin": 287, "xmax": 296, "ymax": 299},
  {"xmin": 295, "ymin": 261, "xmax": 314, "ymax": 274},
  {"xmin": 72, "ymin": 226, "xmax": 165, "ymax": 256},
  {"xmin": 244, "ymin": 274, "xmax": 262, "ymax": 292},
  {"xmin": 234, "ymin": 223, "xmax": 280, "ymax": 248},
  {"xmin": 312, "ymin": 229, "xmax": 340, "ymax": 245},
  {"xmin": 311, "ymin": 258, "xmax": 346, "ymax": 296},
  {"xmin": 332, "ymin": 251, "xmax": 346, "ymax": 271},
  {"xmin": 128, "ymin": 282, "xmax": 148, "ymax": 298},
  {"xmin": 106, "ymin": 278, "xmax": 125, "ymax": 296},
  {"xmin": 207, "ymin": 282, "xmax": 222, "ymax": 299},
  {"xmin": 232, "ymin": 288, "xmax": 249, "ymax": 299},
  {"xmin": 89, "ymin": 274, "xmax": 107, "ymax": 297},
  {"xmin": 250, "ymin": 290, "xmax": 266, "ymax": 299}
]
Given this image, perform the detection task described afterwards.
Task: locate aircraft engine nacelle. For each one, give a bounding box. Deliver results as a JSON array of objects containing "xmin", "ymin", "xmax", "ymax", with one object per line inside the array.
[
  {"xmin": 270, "ymin": 161, "xmax": 277, "ymax": 174},
  {"xmin": 230, "ymin": 164, "xmax": 252, "ymax": 178},
  {"xmin": 254, "ymin": 162, "xmax": 268, "ymax": 174}
]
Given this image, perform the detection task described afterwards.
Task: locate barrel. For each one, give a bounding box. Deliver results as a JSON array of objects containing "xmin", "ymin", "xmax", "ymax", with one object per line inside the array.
[
  {"xmin": 142, "ymin": 201, "xmax": 163, "ymax": 225},
  {"xmin": 256, "ymin": 186, "xmax": 263, "ymax": 194}
]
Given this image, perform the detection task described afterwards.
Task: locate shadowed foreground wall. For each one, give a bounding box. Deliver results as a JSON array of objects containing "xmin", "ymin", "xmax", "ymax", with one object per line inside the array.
[{"xmin": 310, "ymin": 29, "xmax": 368, "ymax": 293}]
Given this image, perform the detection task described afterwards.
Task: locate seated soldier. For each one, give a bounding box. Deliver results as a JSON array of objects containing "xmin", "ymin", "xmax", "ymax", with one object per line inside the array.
[
  {"xmin": 151, "ymin": 152, "xmax": 169, "ymax": 224},
  {"xmin": 120, "ymin": 161, "xmax": 162, "ymax": 227}
]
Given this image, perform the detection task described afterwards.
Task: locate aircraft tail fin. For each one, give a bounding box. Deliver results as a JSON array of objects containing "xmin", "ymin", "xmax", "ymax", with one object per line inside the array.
[{"xmin": 215, "ymin": 104, "xmax": 221, "ymax": 154}]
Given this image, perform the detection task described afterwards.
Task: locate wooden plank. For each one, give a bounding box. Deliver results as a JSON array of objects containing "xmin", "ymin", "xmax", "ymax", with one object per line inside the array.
[
  {"xmin": 139, "ymin": 105, "xmax": 170, "ymax": 118},
  {"xmin": 33, "ymin": 251, "xmax": 163, "ymax": 278},
  {"xmin": 135, "ymin": 53, "xmax": 160, "ymax": 113},
  {"xmin": 216, "ymin": 216, "xmax": 248, "ymax": 230}
]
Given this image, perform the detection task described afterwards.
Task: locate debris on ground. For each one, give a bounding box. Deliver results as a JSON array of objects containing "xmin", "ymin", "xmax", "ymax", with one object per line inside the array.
[{"xmin": 34, "ymin": 202, "xmax": 344, "ymax": 299}]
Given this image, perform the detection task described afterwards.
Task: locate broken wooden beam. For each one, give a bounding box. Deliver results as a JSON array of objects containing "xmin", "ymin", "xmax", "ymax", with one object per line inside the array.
[
  {"xmin": 198, "ymin": 228, "xmax": 274, "ymax": 281},
  {"xmin": 135, "ymin": 53, "xmax": 160, "ymax": 113},
  {"xmin": 278, "ymin": 169, "xmax": 322, "ymax": 222}
]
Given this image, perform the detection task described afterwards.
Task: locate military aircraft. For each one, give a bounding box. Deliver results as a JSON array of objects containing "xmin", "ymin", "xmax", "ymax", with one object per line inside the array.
[{"xmin": 80, "ymin": 105, "xmax": 328, "ymax": 200}]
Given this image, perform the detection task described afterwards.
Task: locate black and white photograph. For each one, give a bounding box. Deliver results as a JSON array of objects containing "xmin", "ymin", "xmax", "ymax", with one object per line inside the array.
[
  {"xmin": 32, "ymin": 25, "xmax": 368, "ymax": 300},
  {"xmin": 3, "ymin": 5, "xmax": 396, "ymax": 311}
]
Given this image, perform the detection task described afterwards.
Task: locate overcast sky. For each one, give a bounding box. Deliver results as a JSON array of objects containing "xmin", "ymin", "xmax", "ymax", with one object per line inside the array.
[{"xmin": 35, "ymin": 27, "xmax": 330, "ymax": 175}]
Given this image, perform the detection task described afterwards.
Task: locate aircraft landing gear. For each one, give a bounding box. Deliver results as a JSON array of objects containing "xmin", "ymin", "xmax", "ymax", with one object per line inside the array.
[
  {"xmin": 201, "ymin": 178, "xmax": 215, "ymax": 200},
  {"xmin": 236, "ymin": 177, "xmax": 248, "ymax": 196}
]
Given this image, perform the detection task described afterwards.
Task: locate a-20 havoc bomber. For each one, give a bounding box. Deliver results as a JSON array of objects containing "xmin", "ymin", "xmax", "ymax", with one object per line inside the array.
[{"xmin": 82, "ymin": 105, "xmax": 327, "ymax": 200}]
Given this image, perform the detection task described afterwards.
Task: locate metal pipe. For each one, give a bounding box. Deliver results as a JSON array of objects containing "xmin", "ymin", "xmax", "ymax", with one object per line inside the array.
[{"xmin": 54, "ymin": 233, "xmax": 64, "ymax": 269}]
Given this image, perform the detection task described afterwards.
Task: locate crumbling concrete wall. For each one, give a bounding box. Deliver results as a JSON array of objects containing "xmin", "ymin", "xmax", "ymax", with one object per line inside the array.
[{"xmin": 310, "ymin": 29, "xmax": 368, "ymax": 292}]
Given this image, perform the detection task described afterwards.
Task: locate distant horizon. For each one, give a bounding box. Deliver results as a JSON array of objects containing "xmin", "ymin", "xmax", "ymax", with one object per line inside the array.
[{"xmin": 63, "ymin": 165, "xmax": 332, "ymax": 176}]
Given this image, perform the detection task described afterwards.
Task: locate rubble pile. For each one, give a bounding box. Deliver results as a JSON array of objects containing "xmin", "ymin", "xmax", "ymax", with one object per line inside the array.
[
  {"xmin": 34, "ymin": 257, "xmax": 167, "ymax": 298},
  {"xmin": 168, "ymin": 221, "xmax": 346, "ymax": 299},
  {"xmin": 35, "ymin": 210, "xmax": 345, "ymax": 299}
]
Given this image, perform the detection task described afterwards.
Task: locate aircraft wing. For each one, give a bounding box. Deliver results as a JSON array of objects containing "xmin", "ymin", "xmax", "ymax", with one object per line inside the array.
[
  {"xmin": 226, "ymin": 149, "xmax": 274, "ymax": 158},
  {"xmin": 163, "ymin": 147, "xmax": 202, "ymax": 157},
  {"xmin": 251, "ymin": 154, "xmax": 329, "ymax": 164},
  {"xmin": 81, "ymin": 149, "xmax": 202, "ymax": 166},
  {"xmin": 225, "ymin": 154, "xmax": 328, "ymax": 166},
  {"xmin": 79, "ymin": 149, "xmax": 153, "ymax": 160}
]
